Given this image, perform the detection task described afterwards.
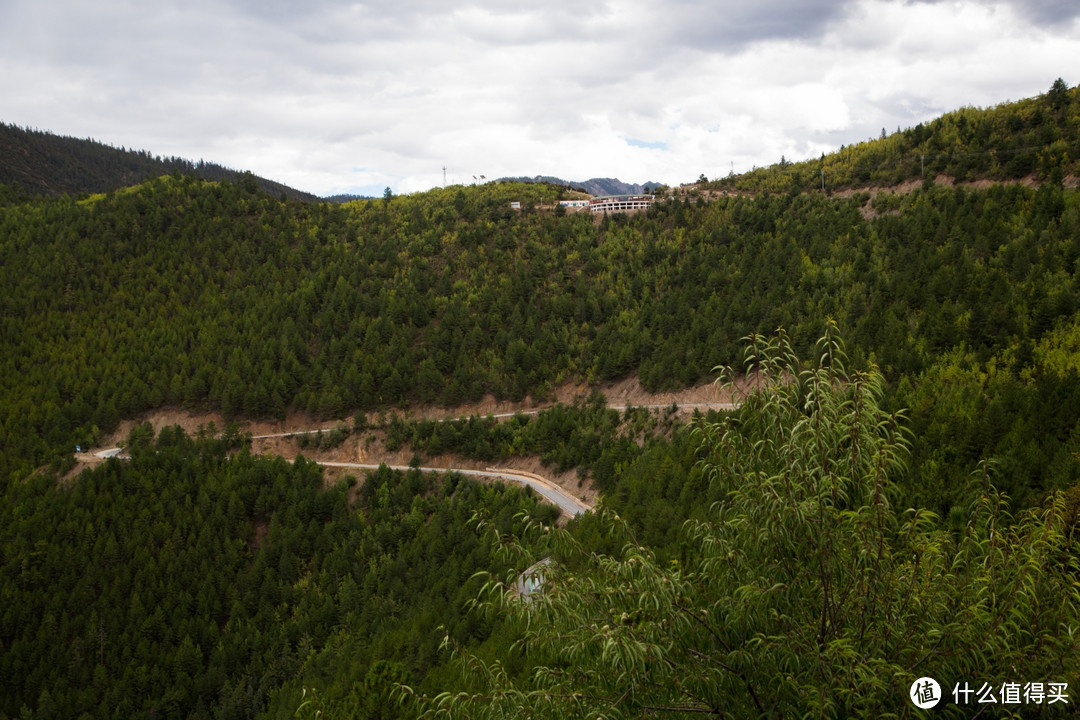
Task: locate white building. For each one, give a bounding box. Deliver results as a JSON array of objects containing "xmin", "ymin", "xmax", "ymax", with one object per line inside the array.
[{"xmin": 589, "ymin": 194, "xmax": 655, "ymax": 213}]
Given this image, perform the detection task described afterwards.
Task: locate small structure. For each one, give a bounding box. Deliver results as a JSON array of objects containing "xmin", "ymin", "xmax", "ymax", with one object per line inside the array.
[
  {"xmin": 514, "ymin": 557, "xmax": 554, "ymax": 601},
  {"xmin": 589, "ymin": 194, "xmax": 654, "ymax": 214}
]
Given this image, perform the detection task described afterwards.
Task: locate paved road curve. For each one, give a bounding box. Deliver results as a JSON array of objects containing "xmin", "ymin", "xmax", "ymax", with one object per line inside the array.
[
  {"xmin": 88, "ymin": 450, "xmax": 593, "ymax": 517},
  {"xmin": 320, "ymin": 462, "xmax": 592, "ymax": 517}
]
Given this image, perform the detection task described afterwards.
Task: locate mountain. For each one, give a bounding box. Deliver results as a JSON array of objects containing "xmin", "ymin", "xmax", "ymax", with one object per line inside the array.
[
  {"xmin": 499, "ymin": 174, "xmax": 664, "ymax": 195},
  {"xmin": 0, "ymin": 122, "xmax": 319, "ymax": 202},
  {"xmin": 3, "ymin": 83, "xmax": 1080, "ymax": 719}
]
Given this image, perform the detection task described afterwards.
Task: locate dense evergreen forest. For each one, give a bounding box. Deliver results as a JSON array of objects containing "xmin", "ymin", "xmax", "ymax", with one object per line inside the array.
[
  {"xmin": 0, "ymin": 123, "xmax": 317, "ymax": 202},
  {"xmin": 2, "ymin": 81, "xmax": 1079, "ymax": 717},
  {"xmin": 1, "ymin": 424, "xmax": 554, "ymax": 719}
]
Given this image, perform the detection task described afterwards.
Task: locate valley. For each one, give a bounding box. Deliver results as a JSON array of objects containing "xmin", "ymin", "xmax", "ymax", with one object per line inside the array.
[{"xmin": 2, "ymin": 81, "xmax": 1079, "ymax": 719}]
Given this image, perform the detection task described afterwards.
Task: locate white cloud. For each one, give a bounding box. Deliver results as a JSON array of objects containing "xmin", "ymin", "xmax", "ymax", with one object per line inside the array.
[{"xmin": 0, "ymin": 0, "xmax": 1077, "ymax": 195}]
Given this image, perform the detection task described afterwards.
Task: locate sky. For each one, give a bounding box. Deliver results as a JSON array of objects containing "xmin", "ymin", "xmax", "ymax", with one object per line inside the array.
[{"xmin": 1, "ymin": 1, "xmax": 1077, "ymax": 197}]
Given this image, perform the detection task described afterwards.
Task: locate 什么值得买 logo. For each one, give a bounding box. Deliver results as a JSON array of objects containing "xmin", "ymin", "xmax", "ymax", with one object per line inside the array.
[{"xmin": 910, "ymin": 677, "xmax": 942, "ymax": 709}]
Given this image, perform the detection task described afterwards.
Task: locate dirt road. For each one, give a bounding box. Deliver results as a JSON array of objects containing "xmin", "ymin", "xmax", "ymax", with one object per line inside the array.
[{"xmin": 80, "ymin": 375, "xmax": 746, "ymax": 517}]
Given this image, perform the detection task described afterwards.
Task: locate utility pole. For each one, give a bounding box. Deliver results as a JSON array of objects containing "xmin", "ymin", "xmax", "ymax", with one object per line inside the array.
[{"xmin": 821, "ymin": 168, "xmax": 825, "ymax": 192}]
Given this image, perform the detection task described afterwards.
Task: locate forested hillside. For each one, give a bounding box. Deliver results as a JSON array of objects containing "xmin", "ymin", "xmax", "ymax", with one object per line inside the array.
[
  {"xmin": 0, "ymin": 123, "xmax": 317, "ymax": 202},
  {"xmin": 709, "ymin": 78, "xmax": 1079, "ymax": 195},
  {"xmin": 0, "ymin": 424, "xmax": 553, "ymax": 719},
  {"xmin": 4, "ymin": 159, "xmax": 1079, "ymax": 509},
  {"xmin": 2, "ymin": 81, "xmax": 1080, "ymax": 718},
  {"xmin": 402, "ymin": 333, "xmax": 1080, "ymax": 718}
]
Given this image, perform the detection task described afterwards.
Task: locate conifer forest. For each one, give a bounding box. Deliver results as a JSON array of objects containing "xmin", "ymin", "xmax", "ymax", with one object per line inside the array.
[{"xmin": 2, "ymin": 82, "xmax": 1079, "ymax": 718}]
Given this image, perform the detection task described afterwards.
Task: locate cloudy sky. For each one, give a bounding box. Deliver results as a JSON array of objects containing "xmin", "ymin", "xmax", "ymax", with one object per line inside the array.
[{"xmin": 1, "ymin": 1, "xmax": 1077, "ymax": 196}]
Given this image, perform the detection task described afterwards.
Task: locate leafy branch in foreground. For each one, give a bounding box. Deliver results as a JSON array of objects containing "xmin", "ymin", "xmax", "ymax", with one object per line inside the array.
[{"xmin": 402, "ymin": 325, "xmax": 1080, "ymax": 718}]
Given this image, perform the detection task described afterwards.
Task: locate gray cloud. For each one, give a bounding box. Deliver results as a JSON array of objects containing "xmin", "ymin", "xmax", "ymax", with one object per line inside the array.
[
  {"xmin": 1003, "ymin": 0, "xmax": 1080, "ymax": 26},
  {"xmin": 1, "ymin": 0, "xmax": 1076, "ymax": 195},
  {"xmin": 655, "ymin": 0, "xmax": 853, "ymax": 51},
  {"xmin": 908, "ymin": 0, "xmax": 1080, "ymax": 27}
]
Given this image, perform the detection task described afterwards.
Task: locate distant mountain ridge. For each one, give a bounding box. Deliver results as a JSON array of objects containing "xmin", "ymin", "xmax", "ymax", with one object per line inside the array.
[
  {"xmin": 0, "ymin": 122, "xmax": 318, "ymax": 202},
  {"xmin": 499, "ymin": 175, "xmax": 663, "ymax": 196}
]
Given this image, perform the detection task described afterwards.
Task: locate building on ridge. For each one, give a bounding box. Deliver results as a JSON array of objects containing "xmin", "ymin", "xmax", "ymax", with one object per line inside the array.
[{"xmin": 589, "ymin": 194, "xmax": 655, "ymax": 213}]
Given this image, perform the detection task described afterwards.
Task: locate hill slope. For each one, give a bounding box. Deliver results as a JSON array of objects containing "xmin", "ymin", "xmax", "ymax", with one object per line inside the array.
[
  {"xmin": 0, "ymin": 122, "xmax": 318, "ymax": 201},
  {"xmin": 709, "ymin": 78, "xmax": 1079, "ymax": 195},
  {"xmin": 3, "ymin": 87, "xmax": 1080, "ymax": 720},
  {"xmin": 3, "ymin": 168, "xmax": 1079, "ymax": 510}
]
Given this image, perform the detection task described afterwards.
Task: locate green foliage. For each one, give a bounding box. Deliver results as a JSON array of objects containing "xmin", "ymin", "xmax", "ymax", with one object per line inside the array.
[
  {"xmin": 6, "ymin": 90, "xmax": 1080, "ymax": 720},
  {"xmin": 4, "ymin": 169, "xmax": 1080, "ymax": 516},
  {"xmin": 894, "ymin": 309, "xmax": 1080, "ymax": 514},
  {"xmin": 406, "ymin": 329, "xmax": 1080, "ymax": 718},
  {"xmin": 381, "ymin": 395, "xmax": 662, "ymax": 488},
  {"xmin": 0, "ymin": 428, "xmax": 550, "ymax": 720},
  {"xmin": 296, "ymin": 424, "xmax": 352, "ymax": 450}
]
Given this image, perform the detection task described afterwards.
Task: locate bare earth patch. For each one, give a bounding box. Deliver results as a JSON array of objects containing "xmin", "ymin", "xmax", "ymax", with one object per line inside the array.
[
  {"xmin": 386, "ymin": 373, "xmax": 741, "ymax": 424},
  {"xmin": 828, "ymin": 173, "xmax": 1046, "ymax": 200},
  {"xmin": 76, "ymin": 374, "xmax": 748, "ymax": 506}
]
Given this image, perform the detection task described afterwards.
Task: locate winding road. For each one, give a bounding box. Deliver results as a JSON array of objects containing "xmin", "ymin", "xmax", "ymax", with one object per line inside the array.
[
  {"xmin": 91, "ymin": 400, "xmax": 740, "ymax": 518},
  {"xmin": 320, "ymin": 462, "xmax": 592, "ymax": 516},
  {"xmin": 93, "ymin": 446, "xmax": 593, "ymax": 517}
]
